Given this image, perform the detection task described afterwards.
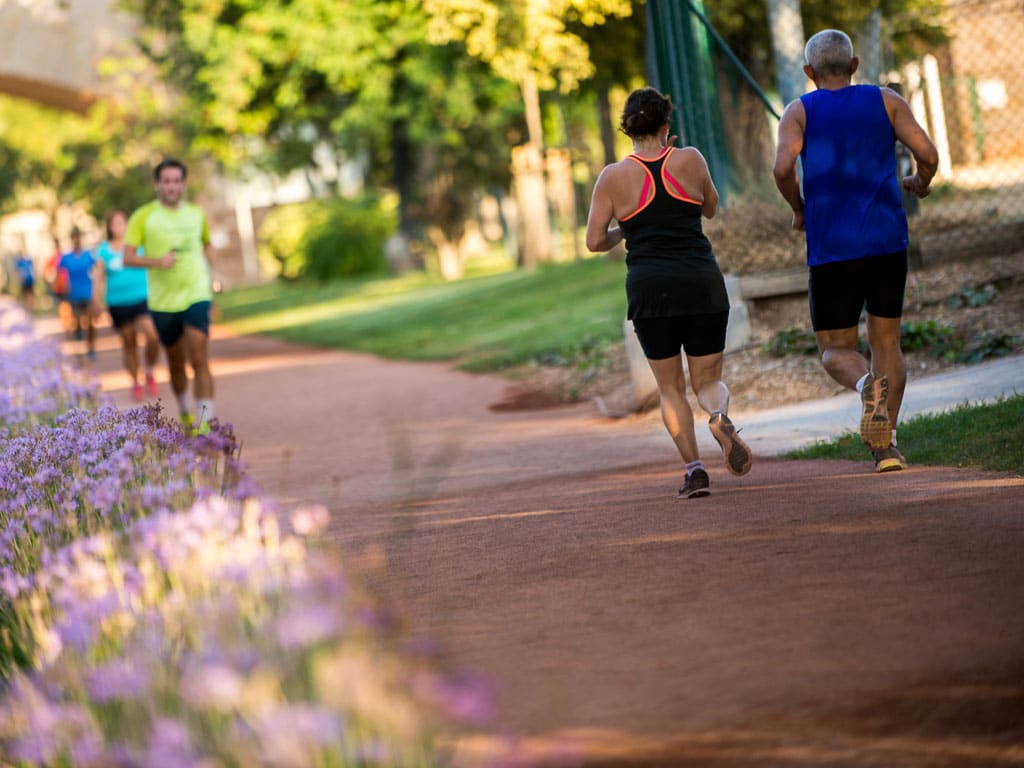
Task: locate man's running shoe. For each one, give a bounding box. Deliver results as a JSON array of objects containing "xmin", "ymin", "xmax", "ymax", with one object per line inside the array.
[
  {"xmin": 709, "ymin": 412, "xmax": 753, "ymax": 476},
  {"xmin": 872, "ymin": 445, "xmax": 907, "ymax": 473},
  {"xmin": 677, "ymin": 468, "xmax": 710, "ymax": 499},
  {"xmin": 131, "ymin": 383, "xmax": 144, "ymax": 402},
  {"xmin": 145, "ymin": 372, "xmax": 159, "ymax": 397},
  {"xmin": 180, "ymin": 413, "xmax": 211, "ymax": 436},
  {"xmin": 860, "ymin": 372, "xmax": 892, "ymax": 449}
]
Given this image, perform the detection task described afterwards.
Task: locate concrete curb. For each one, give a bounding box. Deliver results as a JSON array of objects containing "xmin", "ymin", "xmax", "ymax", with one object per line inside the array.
[{"xmin": 698, "ymin": 353, "xmax": 1024, "ymax": 457}]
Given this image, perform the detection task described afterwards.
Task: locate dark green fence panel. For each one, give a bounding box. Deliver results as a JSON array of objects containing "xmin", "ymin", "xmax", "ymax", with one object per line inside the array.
[{"xmin": 646, "ymin": 0, "xmax": 732, "ymax": 202}]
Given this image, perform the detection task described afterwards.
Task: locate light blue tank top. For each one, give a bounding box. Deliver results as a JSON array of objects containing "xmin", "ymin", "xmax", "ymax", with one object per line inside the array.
[
  {"xmin": 97, "ymin": 240, "xmax": 148, "ymax": 307},
  {"xmin": 800, "ymin": 85, "xmax": 908, "ymax": 266}
]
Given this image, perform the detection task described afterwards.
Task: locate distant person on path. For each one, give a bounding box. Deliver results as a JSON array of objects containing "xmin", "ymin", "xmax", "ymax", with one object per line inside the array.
[
  {"xmin": 44, "ymin": 235, "xmax": 73, "ymax": 335},
  {"xmin": 93, "ymin": 210, "xmax": 161, "ymax": 402},
  {"xmin": 13, "ymin": 242, "xmax": 35, "ymax": 311},
  {"xmin": 585, "ymin": 87, "xmax": 753, "ymax": 499},
  {"xmin": 772, "ymin": 29, "xmax": 938, "ymax": 472},
  {"xmin": 59, "ymin": 226, "xmax": 99, "ymax": 360},
  {"xmin": 124, "ymin": 158, "xmax": 217, "ymax": 431}
]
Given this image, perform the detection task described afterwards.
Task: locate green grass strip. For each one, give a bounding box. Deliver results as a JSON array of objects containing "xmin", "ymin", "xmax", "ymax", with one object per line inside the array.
[
  {"xmin": 217, "ymin": 257, "xmax": 628, "ymax": 372},
  {"xmin": 785, "ymin": 394, "xmax": 1024, "ymax": 474}
]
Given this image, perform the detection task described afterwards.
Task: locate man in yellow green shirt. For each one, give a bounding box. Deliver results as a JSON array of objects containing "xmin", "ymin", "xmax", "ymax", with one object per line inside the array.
[{"xmin": 124, "ymin": 158, "xmax": 217, "ymax": 429}]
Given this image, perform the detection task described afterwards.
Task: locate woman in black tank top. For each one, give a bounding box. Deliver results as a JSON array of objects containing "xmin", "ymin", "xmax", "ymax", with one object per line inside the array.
[{"xmin": 585, "ymin": 87, "xmax": 752, "ymax": 498}]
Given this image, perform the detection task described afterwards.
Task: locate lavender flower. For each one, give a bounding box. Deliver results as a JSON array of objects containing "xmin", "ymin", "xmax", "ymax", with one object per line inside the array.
[{"xmin": 0, "ymin": 299, "xmax": 523, "ymax": 767}]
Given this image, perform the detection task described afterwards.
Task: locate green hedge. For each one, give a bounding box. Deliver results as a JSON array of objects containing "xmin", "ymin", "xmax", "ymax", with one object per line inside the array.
[{"xmin": 258, "ymin": 194, "xmax": 396, "ymax": 282}]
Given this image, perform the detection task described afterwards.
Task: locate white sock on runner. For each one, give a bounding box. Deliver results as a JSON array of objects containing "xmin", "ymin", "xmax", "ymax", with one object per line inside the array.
[
  {"xmin": 685, "ymin": 459, "xmax": 705, "ymax": 476},
  {"xmin": 176, "ymin": 392, "xmax": 191, "ymax": 417},
  {"xmin": 196, "ymin": 399, "xmax": 215, "ymax": 425},
  {"xmin": 855, "ymin": 373, "xmax": 869, "ymax": 393}
]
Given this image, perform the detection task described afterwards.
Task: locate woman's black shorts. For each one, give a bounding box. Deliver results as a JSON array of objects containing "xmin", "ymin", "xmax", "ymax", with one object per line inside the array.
[
  {"xmin": 632, "ymin": 310, "xmax": 730, "ymax": 360},
  {"xmin": 809, "ymin": 250, "xmax": 908, "ymax": 331},
  {"xmin": 108, "ymin": 300, "xmax": 150, "ymax": 329}
]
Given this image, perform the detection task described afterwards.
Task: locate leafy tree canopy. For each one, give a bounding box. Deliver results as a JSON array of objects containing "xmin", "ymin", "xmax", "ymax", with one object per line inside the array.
[
  {"xmin": 0, "ymin": 92, "xmax": 166, "ymax": 219},
  {"xmin": 705, "ymin": 0, "xmax": 947, "ymax": 77},
  {"xmin": 424, "ymin": 0, "xmax": 633, "ymax": 92}
]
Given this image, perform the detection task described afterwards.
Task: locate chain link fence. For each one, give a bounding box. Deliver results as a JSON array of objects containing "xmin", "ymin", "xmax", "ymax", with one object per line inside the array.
[{"xmin": 657, "ymin": 0, "xmax": 1024, "ymax": 279}]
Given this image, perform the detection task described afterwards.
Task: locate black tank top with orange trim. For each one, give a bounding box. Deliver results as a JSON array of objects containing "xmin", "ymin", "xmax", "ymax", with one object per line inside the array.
[{"xmin": 618, "ymin": 148, "xmax": 729, "ymax": 320}]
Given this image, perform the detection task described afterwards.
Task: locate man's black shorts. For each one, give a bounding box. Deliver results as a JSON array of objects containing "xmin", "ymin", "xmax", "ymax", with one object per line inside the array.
[
  {"xmin": 809, "ymin": 250, "xmax": 908, "ymax": 332},
  {"xmin": 108, "ymin": 300, "xmax": 150, "ymax": 329},
  {"xmin": 150, "ymin": 301, "xmax": 211, "ymax": 347},
  {"xmin": 632, "ymin": 310, "xmax": 730, "ymax": 360}
]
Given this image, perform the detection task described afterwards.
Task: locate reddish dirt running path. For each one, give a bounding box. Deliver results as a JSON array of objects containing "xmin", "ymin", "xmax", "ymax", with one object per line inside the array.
[{"xmin": 87, "ymin": 324, "xmax": 1024, "ymax": 767}]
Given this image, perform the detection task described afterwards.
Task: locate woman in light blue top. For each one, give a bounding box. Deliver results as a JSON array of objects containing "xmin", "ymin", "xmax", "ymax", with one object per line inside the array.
[{"xmin": 93, "ymin": 210, "xmax": 161, "ymax": 401}]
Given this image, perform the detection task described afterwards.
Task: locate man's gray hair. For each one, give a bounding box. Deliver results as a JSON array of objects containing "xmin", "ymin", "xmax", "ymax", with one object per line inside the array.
[{"xmin": 804, "ymin": 29, "xmax": 854, "ymax": 76}]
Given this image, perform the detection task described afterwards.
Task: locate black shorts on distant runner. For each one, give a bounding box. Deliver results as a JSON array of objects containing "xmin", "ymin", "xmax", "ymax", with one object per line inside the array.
[
  {"xmin": 809, "ymin": 250, "xmax": 908, "ymax": 332},
  {"xmin": 632, "ymin": 310, "xmax": 730, "ymax": 360},
  {"xmin": 108, "ymin": 300, "xmax": 150, "ymax": 329},
  {"xmin": 150, "ymin": 301, "xmax": 211, "ymax": 347}
]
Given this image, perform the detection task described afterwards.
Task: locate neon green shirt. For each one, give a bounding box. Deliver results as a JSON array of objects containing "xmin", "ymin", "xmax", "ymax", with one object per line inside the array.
[{"xmin": 125, "ymin": 200, "xmax": 212, "ymax": 312}]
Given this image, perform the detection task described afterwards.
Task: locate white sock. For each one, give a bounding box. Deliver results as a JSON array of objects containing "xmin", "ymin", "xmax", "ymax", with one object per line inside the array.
[
  {"xmin": 196, "ymin": 399, "xmax": 215, "ymax": 425},
  {"xmin": 175, "ymin": 392, "xmax": 191, "ymax": 417},
  {"xmin": 685, "ymin": 459, "xmax": 705, "ymax": 476},
  {"xmin": 855, "ymin": 373, "xmax": 870, "ymax": 393}
]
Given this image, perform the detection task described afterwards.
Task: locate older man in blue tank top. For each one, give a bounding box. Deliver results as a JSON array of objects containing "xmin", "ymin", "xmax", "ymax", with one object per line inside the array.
[{"xmin": 773, "ymin": 29, "xmax": 938, "ymax": 473}]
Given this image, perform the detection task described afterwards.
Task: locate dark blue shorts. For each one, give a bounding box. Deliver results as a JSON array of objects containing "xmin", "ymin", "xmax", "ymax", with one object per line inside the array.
[
  {"xmin": 108, "ymin": 299, "xmax": 149, "ymax": 329},
  {"xmin": 809, "ymin": 250, "xmax": 908, "ymax": 331},
  {"xmin": 150, "ymin": 301, "xmax": 211, "ymax": 347},
  {"xmin": 632, "ymin": 310, "xmax": 730, "ymax": 360}
]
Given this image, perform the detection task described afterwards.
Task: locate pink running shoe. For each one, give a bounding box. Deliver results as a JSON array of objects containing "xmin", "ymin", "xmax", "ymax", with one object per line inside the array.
[
  {"xmin": 131, "ymin": 383, "xmax": 144, "ymax": 402},
  {"xmin": 145, "ymin": 372, "xmax": 159, "ymax": 397}
]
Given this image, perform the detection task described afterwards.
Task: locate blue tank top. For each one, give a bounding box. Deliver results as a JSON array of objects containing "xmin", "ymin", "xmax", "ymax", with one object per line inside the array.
[
  {"xmin": 59, "ymin": 250, "xmax": 96, "ymax": 302},
  {"xmin": 800, "ymin": 85, "xmax": 907, "ymax": 266}
]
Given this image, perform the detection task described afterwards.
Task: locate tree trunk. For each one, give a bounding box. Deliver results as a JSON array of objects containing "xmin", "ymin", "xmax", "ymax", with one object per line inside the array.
[
  {"xmin": 858, "ymin": 10, "xmax": 883, "ymax": 84},
  {"xmin": 511, "ymin": 144, "xmax": 551, "ymax": 269},
  {"xmin": 545, "ymin": 147, "xmax": 580, "ymax": 261},
  {"xmin": 596, "ymin": 83, "xmax": 617, "ymax": 167},
  {"xmin": 765, "ymin": 0, "xmax": 805, "ymax": 108},
  {"xmin": 389, "ymin": 57, "xmax": 419, "ymax": 273},
  {"xmin": 428, "ymin": 226, "xmax": 463, "ymax": 281},
  {"xmin": 521, "ymin": 73, "xmax": 544, "ymax": 150},
  {"xmin": 515, "ymin": 72, "xmax": 553, "ymax": 267}
]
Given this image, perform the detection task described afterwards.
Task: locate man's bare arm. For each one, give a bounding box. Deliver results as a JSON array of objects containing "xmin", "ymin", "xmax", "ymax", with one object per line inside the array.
[
  {"xmin": 884, "ymin": 88, "xmax": 939, "ymax": 198},
  {"xmin": 124, "ymin": 244, "xmax": 174, "ymax": 269},
  {"xmin": 773, "ymin": 100, "xmax": 807, "ymax": 230}
]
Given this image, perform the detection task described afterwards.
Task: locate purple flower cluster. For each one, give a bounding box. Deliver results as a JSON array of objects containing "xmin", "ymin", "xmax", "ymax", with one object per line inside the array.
[
  {"xmin": 0, "ymin": 403, "xmax": 248, "ymax": 579},
  {"xmin": 0, "ymin": 304, "xmax": 101, "ymax": 434},
  {"xmin": 0, "ymin": 301, "xmax": 528, "ymax": 767},
  {"xmin": 0, "ymin": 494, "xmax": 499, "ymax": 765}
]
